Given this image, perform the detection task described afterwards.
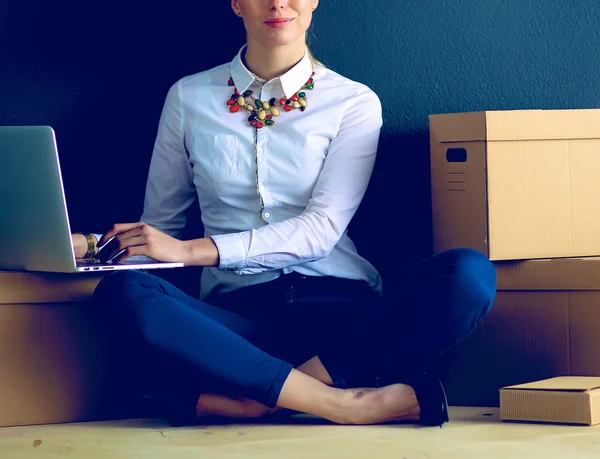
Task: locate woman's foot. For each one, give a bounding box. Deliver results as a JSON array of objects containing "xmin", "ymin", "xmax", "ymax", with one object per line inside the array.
[
  {"xmin": 167, "ymin": 391, "xmax": 278, "ymax": 426},
  {"xmin": 195, "ymin": 393, "xmax": 277, "ymax": 419},
  {"xmin": 275, "ymin": 369, "xmax": 429, "ymax": 426},
  {"xmin": 330, "ymin": 383, "xmax": 421, "ymax": 425}
]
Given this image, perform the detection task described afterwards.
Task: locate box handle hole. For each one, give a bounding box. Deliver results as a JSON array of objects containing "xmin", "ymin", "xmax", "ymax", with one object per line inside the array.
[{"xmin": 446, "ymin": 147, "xmax": 467, "ymax": 163}]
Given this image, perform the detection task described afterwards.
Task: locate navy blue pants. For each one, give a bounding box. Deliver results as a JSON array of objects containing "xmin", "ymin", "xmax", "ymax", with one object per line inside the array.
[{"xmin": 93, "ymin": 248, "xmax": 496, "ymax": 409}]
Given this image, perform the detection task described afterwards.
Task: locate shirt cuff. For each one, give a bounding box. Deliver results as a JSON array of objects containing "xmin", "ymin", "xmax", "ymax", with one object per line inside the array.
[{"xmin": 210, "ymin": 233, "xmax": 248, "ymax": 271}]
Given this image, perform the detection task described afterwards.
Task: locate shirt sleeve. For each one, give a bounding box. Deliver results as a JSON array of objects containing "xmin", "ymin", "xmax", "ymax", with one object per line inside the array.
[
  {"xmin": 211, "ymin": 84, "xmax": 382, "ymax": 274},
  {"xmin": 140, "ymin": 81, "xmax": 197, "ymax": 239}
]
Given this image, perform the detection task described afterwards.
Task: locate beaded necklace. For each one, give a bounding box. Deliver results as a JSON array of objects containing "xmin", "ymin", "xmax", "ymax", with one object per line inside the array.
[{"xmin": 226, "ymin": 72, "xmax": 315, "ymax": 129}]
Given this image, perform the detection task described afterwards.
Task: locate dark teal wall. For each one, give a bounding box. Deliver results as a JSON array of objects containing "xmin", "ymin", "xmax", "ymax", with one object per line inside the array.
[
  {"xmin": 2, "ymin": 0, "xmax": 600, "ymax": 282},
  {"xmin": 316, "ymin": 0, "xmax": 600, "ymax": 119}
]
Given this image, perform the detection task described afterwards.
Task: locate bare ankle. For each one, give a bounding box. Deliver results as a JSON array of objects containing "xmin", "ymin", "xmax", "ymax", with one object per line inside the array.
[
  {"xmin": 322, "ymin": 388, "xmax": 359, "ymax": 424},
  {"xmin": 276, "ymin": 369, "xmax": 419, "ymax": 425}
]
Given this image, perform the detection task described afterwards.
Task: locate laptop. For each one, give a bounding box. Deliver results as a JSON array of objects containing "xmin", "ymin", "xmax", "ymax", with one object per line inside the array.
[{"xmin": 0, "ymin": 126, "xmax": 184, "ymax": 273}]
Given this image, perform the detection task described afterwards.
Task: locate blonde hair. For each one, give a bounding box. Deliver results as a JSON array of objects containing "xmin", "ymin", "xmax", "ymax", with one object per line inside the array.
[
  {"xmin": 306, "ymin": 24, "xmax": 324, "ymax": 68},
  {"xmin": 307, "ymin": 46, "xmax": 324, "ymax": 69}
]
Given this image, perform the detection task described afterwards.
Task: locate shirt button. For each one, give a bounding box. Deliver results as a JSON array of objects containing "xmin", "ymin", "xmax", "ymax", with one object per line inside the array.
[{"xmin": 263, "ymin": 212, "xmax": 271, "ymax": 219}]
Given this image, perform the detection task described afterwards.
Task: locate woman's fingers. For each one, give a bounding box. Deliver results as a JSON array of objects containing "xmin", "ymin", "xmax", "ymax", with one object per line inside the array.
[
  {"xmin": 97, "ymin": 222, "xmax": 145, "ymax": 247},
  {"xmin": 111, "ymin": 244, "xmax": 148, "ymax": 263},
  {"xmin": 97, "ymin": 234, "xmax": 147, "ymax": 262},
  {"xmin": 95, "ymin": 222, "xmax": 181, "ymax": 263}
]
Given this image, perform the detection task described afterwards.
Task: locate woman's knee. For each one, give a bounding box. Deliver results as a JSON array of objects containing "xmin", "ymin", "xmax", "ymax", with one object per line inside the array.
[
  {"xmin": 93, "ymin": 270, "xmax": 151, "ymax": 306},
  {"xmin": 439, "ymin": 247, "xmax": 497, "ymax": 312},
  {"xmin": 446, "ymin": 248, "xmax": 495, "ymax": 288}
]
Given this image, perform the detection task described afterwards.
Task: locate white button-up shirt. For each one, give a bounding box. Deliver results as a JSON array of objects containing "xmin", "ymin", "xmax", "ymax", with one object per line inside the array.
[{"xmin": 141, "ymin": 46, "xmax": 383, "ymax": 299}]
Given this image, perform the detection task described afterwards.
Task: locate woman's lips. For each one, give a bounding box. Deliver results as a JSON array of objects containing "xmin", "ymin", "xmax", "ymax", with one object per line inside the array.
[{"xmin": 265, "ymin": 18, "xmax": 294, "ymax": 28}]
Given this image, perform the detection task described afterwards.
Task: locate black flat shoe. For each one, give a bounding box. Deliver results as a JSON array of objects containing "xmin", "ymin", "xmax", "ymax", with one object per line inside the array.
[
  {"xmin": 407, "ymin": 372, "xmax": 449, "ymax": 427},
  {"xmin": 167, "ymin": 390, "xmax": 201, "ymax": 427}
]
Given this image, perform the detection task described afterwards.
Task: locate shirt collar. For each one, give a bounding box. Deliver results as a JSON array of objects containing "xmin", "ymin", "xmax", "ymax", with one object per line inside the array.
[{"xmin": 229, "ymin": 45, "xmax": 314, "ymax": 99}]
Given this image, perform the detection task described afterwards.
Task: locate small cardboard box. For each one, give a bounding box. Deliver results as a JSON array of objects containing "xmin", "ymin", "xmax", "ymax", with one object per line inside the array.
[
  {"xmin": 500, "ymin": 377, "xmax": 600, "ymax": 426},
  {"xmin": 429, "ymin": 109, "xmax": 600, "ymax": 260}
]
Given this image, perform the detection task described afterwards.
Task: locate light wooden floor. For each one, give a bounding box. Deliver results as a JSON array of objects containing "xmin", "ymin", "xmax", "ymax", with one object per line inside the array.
[{"xmin": 1, "ymin": 407, "xmax": 599, "ymax": 459}]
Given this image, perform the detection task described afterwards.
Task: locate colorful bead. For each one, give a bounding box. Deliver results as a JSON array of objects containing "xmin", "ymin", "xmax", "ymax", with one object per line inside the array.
[
  {"xmin": 279, "ymin": 98, "xmax": 286, "ymax": 106},
  {"xmin": 250, "ymin": 121, "xmax": 257, "ymax": 127},
  {"xmin": 300, "ymin": 107, "xmax": 306, "ymax": 112},
  {"xmin": 270, "ymin": 98, "xmax": 277, "ymax": 106},
  {"xmin": 299, "ymin": 92, "xmax": 306, "ymax": 98},
  {"xmin": 237, "ymin": 96, "xmax": 246, "ymax": 106},
  {"xmin": 306, "ymin": 84, "xmax": 314, "ymax": 90},
  {"xmin": 271, "ymin": 108, "xmax": 280, "ymax": 117},
  {"xmin": 285, "ymin": 99, "xmax": 292, "ymax": 105},
  {"xmin": 234, "ymin": 88, "xmax": 239, "ymax": 95},
  {"xmin": 230, "ymin": 105, "xmax": 241, "ymax": 113},
  {"xmin": 228, "ymin": 78, "xmax": 234, "ymax": 86},
  {"xmin": 290, "ymin": 94, "xmax": 299, "ymax": 102},
  {"xmin": 227, "ymin": 99, "xmax": 236, "ymax": 106},
  {"xmin": 262, "ymin": 102, "xmax": 270, "ymax": 109},
  {"xmin": 284, "ymin": 105, "xmax": 293, "ymax": 112},
  {"xmin": 265, "ymin": 120, "xmax": 275, "ymax": 126},
  {"xmin": 292, "ymin": 101, "xmax": 301, "ymax": 109},
  {"xmin": 245, "ymin": 105, "xmax": 254, "ymax": 111},
  {"xmin": 248, "ymin": 114, "xmax": 257, "ymax": 121},
  {"xmin": 266, "ymin": 115, "xmax": 273, "ymax": 120},
  {"xmin": 258, "ymin": 110, "xmax": 266, "ymax": 120},
  {"xmin": 299, "ymin": 99, "xmax": 307, "ymax": 107},
  {"xmin": 243, "ymin": 90, "xmax": 253, "ymax": 97},
  {"xmin": 307, "ymin": 78, "xmax": 314, "ymax": 85},
  {"xmin": 256, "ymin": 122, "xmax": 264, "ymax": 129},
  {"xmin": 231, "ymin": 93, "xmax": 238, "ymax": 100},
  {"xmin": 255, "ymin": 100, "xmax": 263, "ymax": 108}
]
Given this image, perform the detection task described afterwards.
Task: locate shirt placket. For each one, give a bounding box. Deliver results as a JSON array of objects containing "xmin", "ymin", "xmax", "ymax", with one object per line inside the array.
[{"xmin": 255, "ymin": 81, "xmax": 272, "ymax": 224}]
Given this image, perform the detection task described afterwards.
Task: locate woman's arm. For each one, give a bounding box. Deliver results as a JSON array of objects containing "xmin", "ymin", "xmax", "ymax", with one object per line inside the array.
[{"xmin": 139, "ymin": 80, "xmax": 197, "ymax": 239}]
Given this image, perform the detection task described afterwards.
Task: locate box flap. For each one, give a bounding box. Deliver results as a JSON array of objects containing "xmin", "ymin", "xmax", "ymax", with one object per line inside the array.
[
  {"xmin": 502, "ymin": 376, "xmax": 600, "ymax": 392},
  {"xmin": 495, "ymin": 257, "xmax": 600, "ymax": 291},
  {"xmin": 430, "ymin": 109, "xmax": 600, "ymax": 142}
]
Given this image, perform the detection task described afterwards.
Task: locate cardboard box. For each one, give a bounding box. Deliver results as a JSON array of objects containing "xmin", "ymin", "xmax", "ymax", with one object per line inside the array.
[
  {"xmin": 0, "ymin": 272, "xmax": 144, "ymax": 427},
  {"xmin": 429, "ymin": 109, "xmax": 600, "ymax": 260},
  {"xmin": 500, "ymin": 377, "xmax": 600, "ymax": 426},
  {"xmin": 439, "ymin": 258, "xmax": 600, "ymax": 407}
]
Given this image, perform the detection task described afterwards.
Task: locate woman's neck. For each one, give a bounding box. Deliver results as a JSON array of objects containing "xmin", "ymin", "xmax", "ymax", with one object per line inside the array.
[{"xmin": 243, "ymin": 39, "xmax": 306, "ymax": 81}]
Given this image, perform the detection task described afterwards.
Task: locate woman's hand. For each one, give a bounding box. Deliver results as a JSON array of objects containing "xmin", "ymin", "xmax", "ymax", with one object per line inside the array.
[
  {"xmin": 96, "ymin": 222, "xmax": 220, "ymax": 267},
  {"xmin": 97, "ymin": 222, "xmax": 190, "ymax": 264}
]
